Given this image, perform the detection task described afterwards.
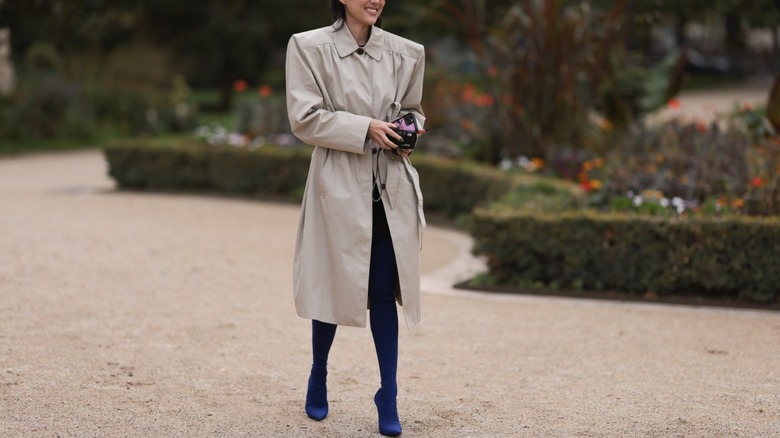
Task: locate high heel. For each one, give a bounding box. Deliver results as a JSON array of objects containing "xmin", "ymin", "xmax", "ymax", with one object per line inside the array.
[
  {"xmin": 305, "ymin": 367, "xmax": 328, "ymax": 420},
  {"xmin": 374, "ymin": 388, "xmax": 402, "ymax": 436}
]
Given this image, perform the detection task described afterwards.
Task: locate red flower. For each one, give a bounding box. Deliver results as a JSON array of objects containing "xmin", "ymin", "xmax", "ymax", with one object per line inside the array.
[
  {"xmin": 474, "ymin": 93, "xmax": 495, "ymax": 107},
  {"xmin": 258, "ymin": 84, "xmax": 272, "ymax": 97},
  {"xmin": 667, "ymin": 98, "xmax": 681, "ymax": 109},
  {"xmin": 233, "ymin": 79, "xmax": 248, "ymax": 92},
  {"xmin": 580, "ymin": 180, "xmax": 593, "ymax": 192},
  {"xmin": 696, "ymin": 122, "xmax": 708, "ymax": 132},
  {"xmin": 752, "ymin": 177, "xmax": 763, "ymax": 188}
]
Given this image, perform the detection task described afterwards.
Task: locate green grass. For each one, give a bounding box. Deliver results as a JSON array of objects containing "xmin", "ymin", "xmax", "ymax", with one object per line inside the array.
[
  {"xmin": 189, "ymin": 89, "xmax": 222, "ymax": 106},
  {"xmin": 197, "ymin": 111, "xmax": 237, "ymax": 129}
]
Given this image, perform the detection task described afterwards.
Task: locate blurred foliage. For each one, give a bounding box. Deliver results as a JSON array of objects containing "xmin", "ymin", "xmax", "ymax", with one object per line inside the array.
[
  {"xmin": 0, "ymin": 0, "xmax": 327, "ymax": 111},
  {"xmin": 600, "ymin": 49, "xmax": 686, "ymax": 129},
  {"xmin": 487, "ymin": 0, "xmax": 628, "ymax": 161},
  {"xmin": 0, "ymin": 57, "xmax": 197, "ymax": 145},
  {"xmin": 575, "ymin": 112, "xmax": 780, "ymax": 217},
  {"xmin": 418, "ymin": 0, "xmax": 694, "ymax": 164},
  {"xmin": 602, "ymin": 120, "xmax": 752, "ymax": 204}
]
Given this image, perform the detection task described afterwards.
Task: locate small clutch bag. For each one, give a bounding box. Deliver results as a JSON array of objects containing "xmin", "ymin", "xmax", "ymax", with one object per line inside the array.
[{"xmin": 387, "ymin": 113, "xmax": 418, "ymax": 150}]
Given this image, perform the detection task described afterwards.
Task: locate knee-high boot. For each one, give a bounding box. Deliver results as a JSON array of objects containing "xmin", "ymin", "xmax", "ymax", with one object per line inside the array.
[
  {"xmin": 306, "ymin": 319, "xmax": 337, "ymax": 420},
  {"xmin": 369, "ymin": 236, "xmax": 402, "ymax": 436}
]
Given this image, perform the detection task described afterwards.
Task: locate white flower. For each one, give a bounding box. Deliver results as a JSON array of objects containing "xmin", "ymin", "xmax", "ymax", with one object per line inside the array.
[{"xmin": 228, "ymin": 133, "xmax": 246, "ymax": 146}]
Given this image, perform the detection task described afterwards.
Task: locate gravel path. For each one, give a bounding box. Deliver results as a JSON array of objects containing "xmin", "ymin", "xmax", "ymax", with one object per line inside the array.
[{"xmin": 1, "ymin": 150, "xmax": 779, "ymax": 437}]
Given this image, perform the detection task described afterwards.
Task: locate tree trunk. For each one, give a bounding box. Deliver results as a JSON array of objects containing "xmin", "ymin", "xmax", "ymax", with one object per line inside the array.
[
  {"xmin": 767, "ymin": 76, "xmax": 780, "ymax": 132},
  {"xmin": 217, "ymin": 49, "xmax": 234, "ymax": 113},
  {"xmin": 724, "ymin": 10, "xmax": 744, "ymax": 53}
]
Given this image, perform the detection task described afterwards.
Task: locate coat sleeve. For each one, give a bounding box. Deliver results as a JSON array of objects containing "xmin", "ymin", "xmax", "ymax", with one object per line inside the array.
[
  {"xmin": 399, "ymin": 48, "xmax": 426, "ymax": 129},
  {"xmin": 285, "ymin": 35, "xmax": 372, "ymax": 154}
]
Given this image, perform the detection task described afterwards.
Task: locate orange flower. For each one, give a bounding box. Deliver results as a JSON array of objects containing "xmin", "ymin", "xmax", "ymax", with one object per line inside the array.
[
  {"xmin": 731, "ymin": 198, "xmax": 745, "ymax": 209},
  {"xmin": 531, "ymin": 158, "xmax": 544, "ymax": 170},
  {"xmin": 667, "ymin": 98, "xmax": 681, "ymax": 109},
  {"xmin": 258, "ymin": 84, "xmax": 272, "ymax": 97},
  {"xmin": 474, "ymin": 93, "xmax": 495, "ymax": 107},
  {"xmin": 582, "ymin": 161, "xmax": 593, "ymax": 172},
  {"xmin": 646, "ymin": 164, "xmax": 657, "ymax": 173},
  {"xmin": 460, "ymin": 83, "xmax": 477, "ymax": 104},
  {"xmin": 233, "ymin": 79, "xmax": 248, "ymax": 92},
  {"xmin": 460, "ymin": 119, "xmax": 476, "ymax": 131}
]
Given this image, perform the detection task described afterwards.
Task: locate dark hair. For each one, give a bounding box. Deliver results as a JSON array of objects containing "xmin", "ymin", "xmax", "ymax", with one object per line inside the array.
[{"xmin": 330, "ymin": 0, "xmax": 382, "ymax": 29}]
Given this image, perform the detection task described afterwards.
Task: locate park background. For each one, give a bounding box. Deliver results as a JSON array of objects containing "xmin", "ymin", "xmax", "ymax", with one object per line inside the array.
[
  {"xmin": 2, "ymin": 1, "xmax": 780, "ymax": 437},
  {"xmin": 2, "ymin": 0, "xmax": 780, "ymax": 304}
]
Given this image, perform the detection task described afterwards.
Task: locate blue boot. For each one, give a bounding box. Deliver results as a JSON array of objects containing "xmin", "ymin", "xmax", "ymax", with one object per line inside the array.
[
  {"xmin": 374, "ymin": 387, "xmax": 402, "ymax": 436},
  {"xmin": 305, "ymin": 320, "xmax": 336, "ymax": 421},
  {"xmin": 305, "ymin": 367, "xmax": 328, "ymax": 420}
]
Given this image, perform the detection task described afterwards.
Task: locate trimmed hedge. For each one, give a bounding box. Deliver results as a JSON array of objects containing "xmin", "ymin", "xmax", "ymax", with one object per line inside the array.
[
  {"xmin": 470, "ymin": 208, "xmax": 780, "ymax": 303},
  {"xmin": 104, "ymin": 139, "xmax": 310, "ymax": 198},
  {"xmin": 104, "ymin": 138, "xmax": 780, "ymax": 305},
  {"xmin": 103, "ymin": 139, "xmax": 580, "ymax": 220}
]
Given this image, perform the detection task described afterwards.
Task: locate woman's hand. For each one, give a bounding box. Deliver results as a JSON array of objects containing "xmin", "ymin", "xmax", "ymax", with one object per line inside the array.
[
  {"xmin": 367, "ymin": 119, "xmax": 402, "ymax": 153},
  {"xmin": 367, "ymin": 120, "xmax": 427, "ymax": 158}
]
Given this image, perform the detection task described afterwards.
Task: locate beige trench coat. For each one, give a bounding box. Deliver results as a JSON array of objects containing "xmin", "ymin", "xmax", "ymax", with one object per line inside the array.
[{"xmin": 285, "ymin": 23, "xmax": 426, "ymax": 328}]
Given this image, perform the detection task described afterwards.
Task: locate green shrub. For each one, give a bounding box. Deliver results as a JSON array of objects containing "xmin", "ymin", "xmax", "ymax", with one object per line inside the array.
[
  {"xmin": 411, "ymin": 155, "xmax": 514, "ymax": 220},
  {"xmin": 207, "ymin": 146, "xmax": 311, "ymax": 198},
  {"xmin": 470, "ymin": 208, "xmax": 780, "ymax": 303},
  {"xmin": 105, "ymin": 139, "xmax": 211, "ymax": 190},
  {"xmin": 103, "ymin": 139, "xmax": 582, "ymax": 220},
  {"xmin": 1, "ymin": 62, "xmax": 198, "ymax": 148}
]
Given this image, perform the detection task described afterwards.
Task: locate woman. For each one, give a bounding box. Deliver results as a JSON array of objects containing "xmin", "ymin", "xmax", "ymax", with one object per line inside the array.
[{"xmin": 285, "ymin": 0, "xmax": 426, "ymax": 436}]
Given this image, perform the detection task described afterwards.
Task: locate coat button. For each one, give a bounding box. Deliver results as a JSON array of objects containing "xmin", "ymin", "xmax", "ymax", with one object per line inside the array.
[{"xmin": 357, "ymin": 48, "xmax": 365, "ymax": 55}]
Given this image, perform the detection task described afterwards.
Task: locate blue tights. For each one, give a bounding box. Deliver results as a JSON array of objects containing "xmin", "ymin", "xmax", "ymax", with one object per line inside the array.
[{"xmin": 306, "ymin": 236, "xmax": 401, "ymax": 435}]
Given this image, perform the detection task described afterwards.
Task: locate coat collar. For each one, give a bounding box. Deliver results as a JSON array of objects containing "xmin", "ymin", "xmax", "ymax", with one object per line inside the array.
[{"xmin": 332, "ymin": 20, "xmax": 384, "ymax": 61}]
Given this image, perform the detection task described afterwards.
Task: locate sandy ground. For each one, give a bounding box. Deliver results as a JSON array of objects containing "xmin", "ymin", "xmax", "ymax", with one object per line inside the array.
[
  {"xmin": 1, "ymin": 149, "xmax": 779, "ymax": 438},
  {"xmin": 652, "ymin": 81, "xmax": 770, "ymax": 124}
]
